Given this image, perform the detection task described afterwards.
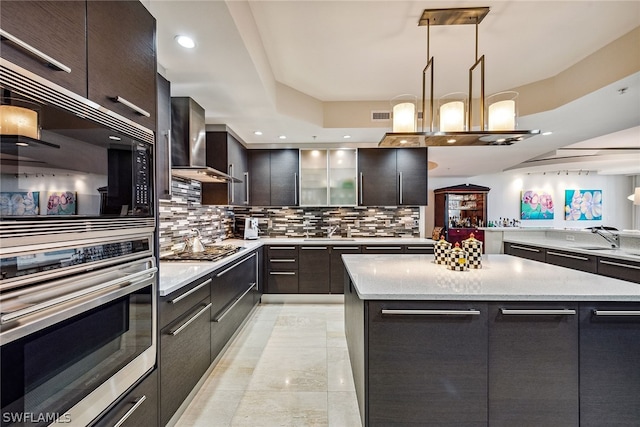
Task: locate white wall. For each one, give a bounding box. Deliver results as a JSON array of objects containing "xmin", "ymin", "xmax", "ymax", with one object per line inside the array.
[{"xmin": 426, "ymin": 172, "xmax": 637, "ymax": 233}]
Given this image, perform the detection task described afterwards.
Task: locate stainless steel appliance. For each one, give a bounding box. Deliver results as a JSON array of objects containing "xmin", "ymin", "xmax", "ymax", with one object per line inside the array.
[
  {"xmin": 161, "ymin": 244, "xmax": 244, "ymax": 262},
  {"xmin": 0, "ymin": 59, "xmax": 157, "ymax": 426},
  {"xmin": 244, "ymin": 218, "xmax": 259, "ymax": 240}
]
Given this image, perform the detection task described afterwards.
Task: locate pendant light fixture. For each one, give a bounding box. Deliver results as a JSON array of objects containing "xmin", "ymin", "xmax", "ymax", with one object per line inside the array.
[{"xmin": 380, "ymin": 7, "xmax": 540, "ymax": 147}]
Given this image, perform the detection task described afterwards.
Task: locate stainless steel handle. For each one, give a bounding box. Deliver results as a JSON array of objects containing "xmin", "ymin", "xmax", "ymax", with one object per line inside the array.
[
  {"xmin": 593, "ymin": 310, "xmax": 640, "ymax": 316},
  {"xmin": 113, "ymin": 395, "xmax": 147, "ymax": 427},
  {"xmin": 113, "ymin": 96, "xmax": 151, "ymax": 117},
  {"xmin": 359, "ymin": 172, "xmax": 364, "ymax": 204},
  {"xmin": 216, "ymin": 253, "xmax": 256, "ymax": 277},
  {"xmin": 399, "ymin": 171, "xmax": 403, "ymax": 204},
  {"xmin": 270, "ymin": 271, "xmax": 296, "ymax": 276},
  {"xmin": 546, "ymin": 251, "xmax": 589, "ymax": 261},
  {"xmin": 270, "ymin": 259, "xmax": 296, "ymax": 263},
  {"xmin": 1, "ymin": 267, "xmax": 157, "ymax": 324},
  {"xmin": 294, "ymin": 173, "xmax": 298, "ymax": 205},
  {"xmin": 214, "ymin": 283, "xmax": 256, "ymax": 322},
  {"xmin": 365, "ymin": 246, "xmax": 402, "ymax": 250},
  {"xmin": 510, "ymin": 245, "xmax": 541, "ymax": 253},
  {"xmin": 599, "ymin": 260, "xmax": 640, "ymax": 270},
  {"xmin": 229, "ymin": 164, "xmax": 235, "ymax": 204},
  {"xmin": 406, "ymin": 246, "xmax": 434, "ymax": 250},
  {"xmin": 244, "ymin": 171, "xmax": 250, "ymax": 205},
  {"xmin": 164, "ymin": 131, "xmax": 172, "ymax": 199},
  {"xmin": 0, "ymin": 28, "xmax": 71, "ymax": 73},
  {"xmin": 270, "ymin": 246, "xmax": 296, "ymax": 250},
  {"xmin": 301, "ymin": 246, "xmax": 328, "ymax": 250},
  {"xmin": 333, "ymin": 247, "xmax": 359, "ymax": 250},
  {"xmin": 382, "ymin": 309, "xmax": 481, "ymax": 316},
  {"xmin": 500, "ymin": 308, "xmax": 576, "ymax": 315},
  {"xmin": 168, "ymin": 278, "xmax": 211, "ymax": 304},
  {"xmin": 169, "ymin": 302, "xmax": 212, "ymax": 336}
]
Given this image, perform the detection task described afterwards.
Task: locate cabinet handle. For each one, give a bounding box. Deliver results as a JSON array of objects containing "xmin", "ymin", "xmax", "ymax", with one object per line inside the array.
[
  {"xmin": 365, "ymin": 246, "xmax": 402, "ymax": 250},
  {"xmin": 216, "ymin": 253, "xmax": 256, "ymax": 277},
  {"xmin": 229, "ymin": 164, "xmax": 235, "ymax": 204},
  {"xmin": 0, "ymin": 28, "xmax": 71, "ymax": 73},
  {"xmin": 214, "ymin": 283, "xmax": 256, "ymax": 322},
  {"xmin": 113, "ymin": 395, "xmax": 147, "ymax": 427},
  {"xmin": 599, "ymin": 260, "xmax": 640, "ymax": 271},
  {"xmin": 406, "ymin": 246, "xmax": 434, "ymax": 250},
  {"xmin": 333, "ymin": 247, "xmax": 359, "ymax": 250},
  {"xmin": 244, "ymin": 172, "xmax": 250, "ymax": 205},
  {"xmin": 168, "ymin": 278, "xmax": 211, "ymax": 304},
  {"xmin": 294, "ymin": 173, "xmax": 298, "ymax": 205},
  {"xmin": 546, "ymin": 251, "xmax": 589, "ymax": 261},
  {"xmin": 382, "ymin": 309, "xmax": 480, "ymax": 316},
  {"xmin": 399, "ymin": 171, "xmax": 403, "ymax": 204},
  {"xmin": 168, "ymin": 302, "xmax": 212, "ymax": 336},
  {"xmin": 164, "ymin": 131, "xmax": 172, "ymax": 199},
  {"xmin": 270, "ymin": 271, "xmax": 296, "ymax": 275},
  {"xmin": 270, "ymin": 246, "xmax": 296, "ymax": 250},
  {"xmin": 359, "ymin": 172, "xmax": 364, "ymax": 204},
  {"xmin": 593, "ymin": 310, "xmax": 640, "ymax": 316},
  {"xmin": 510, "ymin": 245, "xmax": 540, "ymax": 253},
  {"xmin": 270, "ymin": 259, "xmax": 296, "ymax": 263},
  {"xmin": 500, "ymin": 308, "xmax": 576, "ymax": 315},
  {"xmin": 301, "ymin": 246, "xmax": 327, "ymax": 250},
  {"xmin": 112, "ymin": 96, "xmax": 151, "ymax": 117}
]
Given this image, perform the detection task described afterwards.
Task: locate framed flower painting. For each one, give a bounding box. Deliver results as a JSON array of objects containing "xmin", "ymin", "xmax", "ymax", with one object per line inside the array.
[
  {"xmin": 565, "ymin": 189, "xmax": 602, "ymax": 221},
  {"xmin": 46, "ymin": 191, "xmax": 77, "ymax": 215},
  {"xmin": 0, "ymin": 191, "xmax": 40, "ymax": 216},
  {"xmin": 521, "ymin": 190, "xmax": 554, "ymax": 220}
]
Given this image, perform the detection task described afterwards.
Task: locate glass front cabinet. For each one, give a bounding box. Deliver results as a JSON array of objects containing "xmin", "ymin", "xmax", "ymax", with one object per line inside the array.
[
  {"xmin": 434, "ymin": 184, "xmax": 490, "ymax": 247},
  {"xmin": 300, "ymin": 149, "xmax": 357, "ymax": 206}
]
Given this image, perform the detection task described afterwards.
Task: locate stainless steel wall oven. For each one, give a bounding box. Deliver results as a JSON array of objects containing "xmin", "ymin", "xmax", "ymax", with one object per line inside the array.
[{"xmin": 1, "ymin": 59, "xmax": 157, "ymax": 426}]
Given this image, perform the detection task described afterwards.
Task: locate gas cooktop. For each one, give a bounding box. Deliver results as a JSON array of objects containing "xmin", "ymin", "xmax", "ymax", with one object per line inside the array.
[{"xmin": 162, "ymin": 245, "xmax": 244, "ymax": 262}]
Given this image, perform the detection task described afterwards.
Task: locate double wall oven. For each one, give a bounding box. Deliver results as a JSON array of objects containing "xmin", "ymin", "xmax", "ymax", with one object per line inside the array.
[{"xmin": 1, "ymin": 59, "xmax": 157, "ymax": 426}]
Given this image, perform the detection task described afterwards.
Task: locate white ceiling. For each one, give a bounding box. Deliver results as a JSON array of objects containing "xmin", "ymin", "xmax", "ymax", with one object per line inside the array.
[{"xmin": 146, "ymin": 0, "xmax": 640, "ymax": 177}]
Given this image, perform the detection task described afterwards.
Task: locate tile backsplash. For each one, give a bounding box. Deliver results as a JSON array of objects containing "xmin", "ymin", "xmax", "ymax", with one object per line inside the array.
[{"xmin": 159, "ymin": 178, "xmax": 420, "ymax": 252}]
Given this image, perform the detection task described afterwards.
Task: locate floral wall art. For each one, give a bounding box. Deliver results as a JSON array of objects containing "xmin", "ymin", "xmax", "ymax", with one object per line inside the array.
[
  {"xmin": 565, "ymin": 189, "xmax": 602, "ymax": 221},
  {"xmin": 521, "ymin": 190, "xmax": 554, "ymax": 220},
  {"xmin": 46, "ymin": 191, "xmax": 77, "ymax": 215},
  {"xmin": 0, "ymin": 191, "xmax": 39, "ymax": 216}
]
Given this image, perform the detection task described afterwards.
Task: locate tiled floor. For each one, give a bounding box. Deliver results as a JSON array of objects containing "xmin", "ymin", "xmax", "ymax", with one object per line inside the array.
[{"xmin": 176, "ymin": 303, "xmax": 362, "ymax": 426}]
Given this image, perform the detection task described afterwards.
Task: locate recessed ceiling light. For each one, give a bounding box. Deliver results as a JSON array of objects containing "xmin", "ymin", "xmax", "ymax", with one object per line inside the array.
[
  {"xmin": 343, "ymin": 135, "xmax": 351, "ymax": 139},
  {"xmin": 447, "ymin": 138, "xmax": 456, "ymax": 144},
  {"xmin": 542, "ymin": 131, "xmax": 553, "ymax": 136},
  {"xmin": 254, "ymin": 131, "xmax": 263, "ymax": 136},
  {"xmin": 278, "ymin": 135, "xmax": 286, "ymax": 140},
  {"xmin": 108, "ymin": 135, "xmax": 121, "ymax": 141},
  {"xmin": 175, "ymin": 35, "xmax": 196, "ymax": 49}
]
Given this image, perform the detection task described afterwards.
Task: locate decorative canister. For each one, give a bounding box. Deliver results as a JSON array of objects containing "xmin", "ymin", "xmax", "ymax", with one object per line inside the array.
[
  {"xmin": 447, "ymin": 242, "xmax": 469, "ymax": 271},
  {"xmin": 434, "ymin": 235, "xmax": 452, "ymax": 264},
  {"xmin": 462, "ymin": 233, "xmax": 483, "ymax": 269}
]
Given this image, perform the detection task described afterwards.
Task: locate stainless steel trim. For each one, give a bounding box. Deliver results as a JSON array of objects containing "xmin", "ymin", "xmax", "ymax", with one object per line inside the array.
[
  {"xmin": 359, "ymin": 172, "xmax": 363, "ymax": 204},
  {"xmin": 113, "ymin": 395, "xmax": 147, "ymax": 427},
  {"xmin": 229, "ymin": 164, "xmax": 235, "ymax": 204},
  {"xmin": 547, "ymin": 251, "xmax": 589, "ymax": 261},
  {"xmin": 0, "ymin": 58, "xmax": 154, "ymax": 144},
  {"xmin": 269, "ymin": 271, "xmax": 296, "ymax": 276},
  {"xmin": 169, "ymin": 303, "xmax": 212, "ymax": 336},
  {"xmin": 215, "ymin": 253, "xmax": 257, "ymax": 277},
  {"xmin": 1, "ymin": 267, "xmax": 157, "ymax": 324},
  {"xmin": 113, "ymin": 96, "xmax": 151, "ymax": 117},
  {"xmin": 0, "ymin": 28, "xmax": 71, "ymax": 73},
  {"xmin": 510, "ymin": 245, "xmax": 540, "ymax": 253},
  {"xmin": 332, "ymin": 247, "xmax": 359, "ymax": 250},
  {"xmin": 500, "ymin": 309, "xmax": 576, "ymax": 315},
  {"xmin": 168, "ymin": 279, "xmax": 212, "ymax": 304},
  {"xmin": 301, "ymin": 246, "xmax": 328, "ymax": 250},
  {"xmin": 399, "ymin": 172, "xmax": 403, "ymax": 204},
  {"xmin": 593, "ymin": 310, "xmax": 640, "ymax": 316},
  {"xmin": 270, "ymin": 259, "xmax": 296, "ymax": 263},
  {"xmin": 294, "ymin": 173, "xmax": 298, "ymax": 205},
  {"xmin": 270, "ymin": 246, "xmax": 296, "ymax": 250},
  {"xmin": 244, "ymin": 172, "xmax": 250, "ymax": 205},
  {"xmin": 382, "ymin": 309, "xmax": 480, "ymax": 316},
  {"xmin": 213, "ymin": 283, "xmax": 256, "ymax": 322},
  {"xmin": 365, "ymin": 246, "xmax": 402, "ymax": 250},
  {"xmin": 406, "ymin": 246, "xmax": 434, "ymax": 250},
  {"xmin": 599, "ymin": 260, "xmax": 640, "ymax": 270}
]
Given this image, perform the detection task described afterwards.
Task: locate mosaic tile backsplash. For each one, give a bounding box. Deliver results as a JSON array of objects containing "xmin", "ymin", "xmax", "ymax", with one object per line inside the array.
[{"xmin": 159, "ymin": 178, "xmax": 420, "ymax": 252}]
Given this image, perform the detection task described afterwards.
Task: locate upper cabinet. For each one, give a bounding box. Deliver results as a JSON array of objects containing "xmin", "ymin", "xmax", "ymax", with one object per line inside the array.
[
  {"xmin": 0, "ymin": 1, "xmax": 87, "ymax": 96},
  {"xmin": 203, "ymin": 131, "xmax": 249, "ymax": 206},
  {"xmin": 87, "ymin": 0, "xmax": 157, "ymax": 129},
  {"xmin": 249, "ymin": 149, "xmax": 299, "ymax": 206},
  {"xmin": 358, "ymin": 148, "xmax": 428, "ymax": 206},
  {"xmin": 156, "ymin": 74, "xmax": 172, "ymax": 200},
  {"xmin": 300, "ymin": 149, "xmax": 357, "ymax": 206}
]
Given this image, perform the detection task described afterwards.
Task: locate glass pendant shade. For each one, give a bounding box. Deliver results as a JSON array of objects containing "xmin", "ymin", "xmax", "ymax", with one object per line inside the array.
[
  {"xmin": 391, "ymin": 95, "xmax": 417, "ymax": 132},
  {"xmin": 487, "ymin": 91, "xmax": 518, "ymax": 131},
  {"xmin": 438, "ymin": 93, "xmax": 467, "ymax": 132},
  {"xmin": 0, "ymin": 104, "xmax": 39, "ymax": 139}
]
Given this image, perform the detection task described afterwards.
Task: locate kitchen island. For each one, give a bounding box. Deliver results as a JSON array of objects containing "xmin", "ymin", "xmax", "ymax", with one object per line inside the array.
[{"xmin": 343, "ymin": 254, "xmax": 640, "ymax": 426}]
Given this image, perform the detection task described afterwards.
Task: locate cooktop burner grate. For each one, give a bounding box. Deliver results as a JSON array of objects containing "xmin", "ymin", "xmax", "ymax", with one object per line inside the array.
[{"xmin": 162, "ymin": 245, "xmax": 243, "ymax": 262}]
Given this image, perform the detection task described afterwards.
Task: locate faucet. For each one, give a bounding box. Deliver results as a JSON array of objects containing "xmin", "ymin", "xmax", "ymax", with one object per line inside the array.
[
  {"xmin": 591, "ymin": 226, "xmax": 620, "ymax": 248},
  {"xmin": 327, "ymin": 225, "xmax": 339, "ymax": 238}
]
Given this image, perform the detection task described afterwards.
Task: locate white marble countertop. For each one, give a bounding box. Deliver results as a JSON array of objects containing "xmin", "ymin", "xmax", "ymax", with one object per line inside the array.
[
  {"xmin": 343, "ymin": 254, "xmax": 640, "ymax": 301},
  {"xmin": 258, "ymin": 237, "xmax": 436, "ymax": 245}
]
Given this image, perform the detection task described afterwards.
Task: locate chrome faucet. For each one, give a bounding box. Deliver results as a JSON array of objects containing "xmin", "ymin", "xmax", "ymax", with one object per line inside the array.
[
  {"xmin": 327, "ymin": 225, "xmax": 339, "ymax": 238},
  {"xmin": 591, "ymin": 226, "xmax": 620, "ymax": 248}
]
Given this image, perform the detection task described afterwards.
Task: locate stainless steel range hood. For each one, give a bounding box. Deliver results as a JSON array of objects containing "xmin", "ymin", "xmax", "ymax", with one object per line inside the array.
[{"xmin": 170, "ymin": 97, "xmax": 240, "ymax": 183}]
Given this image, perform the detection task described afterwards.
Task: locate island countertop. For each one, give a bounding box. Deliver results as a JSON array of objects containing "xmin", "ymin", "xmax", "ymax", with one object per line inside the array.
[{"xmin": 342, "ymin": 254, "xmax": 640, "ymax": 301}]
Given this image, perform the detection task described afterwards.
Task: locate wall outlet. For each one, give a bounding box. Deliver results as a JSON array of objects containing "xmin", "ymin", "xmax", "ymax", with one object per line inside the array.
[
  {"xmin": 566, "ymin": 234, "xmax": 575, "ymax": 241},
  {"xmin": 414, "ymin": 219, "xmax": 419, "ymax": 226}
]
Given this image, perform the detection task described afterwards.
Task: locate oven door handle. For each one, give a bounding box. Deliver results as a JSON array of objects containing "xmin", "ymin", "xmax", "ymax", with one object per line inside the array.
[{"xmin": 0, "ymin": 267, "xmax": 157, "ymax": 325}]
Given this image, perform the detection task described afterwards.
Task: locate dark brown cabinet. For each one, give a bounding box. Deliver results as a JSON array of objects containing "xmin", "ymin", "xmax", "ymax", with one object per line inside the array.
[
  {"xmin": 299, "ymin": 246, "xmax": 330, "ymax": 293},
  {"xmin": 0, "ymin": 1, "xmax": 87, "ymax": 96},
  {"xmin": 330, "ymin": 245, "xmax": 361, "ymax": 293},
  {"xmin": 488, "ymin": 303, "xmax": 579, "ymax": 426},
  {"xmin": 203, "ymin": 131, "xmax": 249, "ymax": 206},
  {"xmin": 357, "ymin": 148, "xmax": 428, "ymax": 206},
  {"xmin": 249, "ymin": 149, "xmax": 299, "ymax": 206},
  {"xmin": 266, "ymin": 245, "xmax": 299, "ymax": 293},
  {"xmin": 93, "ymin": 370, "xmax": 158, "ymax": 427},
  {"xmin": 87, "ymin": 1, "xmax": 156, "ymax": 129},
  {"xmin": 597, "ymin": 256, "xmax": 640, "ymax": 284},
  {"xmin": 579, "ymin": 302, "xmax": 640, "ymax": 426},
  {"xmin": 434, "ymin": 184, "xmax": 489, "ymax": 247},
  {"xmin": 156, "ymin": 74, "xmax": 172, "ymax": 200},
  {"xmin": 361, "ymin": 245, "xmax": 404, "ymax": 254},
  {"xmin": 504, "ymin": 242, "xmax": 546, "ymax": 262},
  {"xmin": 546, "ymin": 248, "xmax": 597, "ymax": 273}
]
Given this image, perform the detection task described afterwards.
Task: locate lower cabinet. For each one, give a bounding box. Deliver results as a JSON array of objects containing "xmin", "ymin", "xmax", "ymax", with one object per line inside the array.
[
  {"xmin": 545, "ymin": 248, "xmax": 597, "ymax": 273},
  {"xmin": 330, "ymin": 245, "xmax": 361, "ymax": 293},
  {"xmin": 93, "ymin": 369, "xmax": 158, "ymax": 427},
  {"xmin": 299, "ymin": 246, "xmax": 330, "ymax": 293},
  {"xmin": 579, "ymin": 302, "xmax": 640, "ymax": 426},
  {"xmin": 504, "ymin": 242, "xmax": 546, "ymax": 262},
  {"xmin": 488, "ymin": 302, "xmax": 579, "ymax": 426},
  {"xmin": 266, "ymin": 245, "xmax": 299, "ymax": 293},
  {"xmin": 361, "ymin": 245, "xmax": 403, "ymax": 254},
  {"xmin": 597, "ymin": 256, "xmax": 640, "ymax": 283}
]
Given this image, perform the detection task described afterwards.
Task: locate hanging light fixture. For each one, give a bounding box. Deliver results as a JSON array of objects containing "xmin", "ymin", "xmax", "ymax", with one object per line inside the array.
[
  {"xmin": 390, "ymin": 94, "xmax": 418, "ymax": 133},
  {"xmin": 0, "ymin": 103, "xmax": 39, "ymax": 139},
  {"xmin": 379, "ymin": 7, "xmax": 540, "ymax": 147}
]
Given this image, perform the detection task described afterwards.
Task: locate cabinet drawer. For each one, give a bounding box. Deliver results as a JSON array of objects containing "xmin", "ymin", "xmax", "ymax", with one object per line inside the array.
[
  {"xmin": 211, "ymin": 253, "xmax": 258, "ymax": 317},
  {"xmin": 546, "ymin": 249, "xmax": 597, "ymax": 273},
  {"xmin": 267, "ymin": 245, "xmax": 298, "ymax": 258},
  {"xmin": 159, "ymin": 274, "xmax": 211, "ymax": 329},
  {"xmin": 211, "ymin": 284, "xmax": 257, "ymax": 361},
  {"xmin": 268, "ymin": 271, "xmax": 298, "ymax": 293},
  {"xmin": 268, "ymin": 258, "xmax": 298, "ymax": 270},
  {"xmin": 93, "ymin": 369, "xmax": 158, "ymax": 427},
  {"xmin": 404, "ymin": 245, "xmax": 434, "ymax": 254},
  {"xmin": 362, "ymin": 245, "xmax": 404, "ymax": 254},
  {"xmin": 504, "ymin": 242, "xmax": 546, "ymax": 262},
  {"xmin": 597, "ymin": 257, "xmax": 640, "ymax": 283}
]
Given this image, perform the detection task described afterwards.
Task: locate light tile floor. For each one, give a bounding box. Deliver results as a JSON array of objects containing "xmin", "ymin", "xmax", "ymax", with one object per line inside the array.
[{"xmin": 176, "ymin": 303, "xmax": 362, "ymax": 427}]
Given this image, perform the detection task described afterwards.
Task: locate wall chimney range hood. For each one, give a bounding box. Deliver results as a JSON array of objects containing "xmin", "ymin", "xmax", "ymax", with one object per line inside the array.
[{"xmin": 170, "ymin": 97, "xmax": 240, "ymax": 183}]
